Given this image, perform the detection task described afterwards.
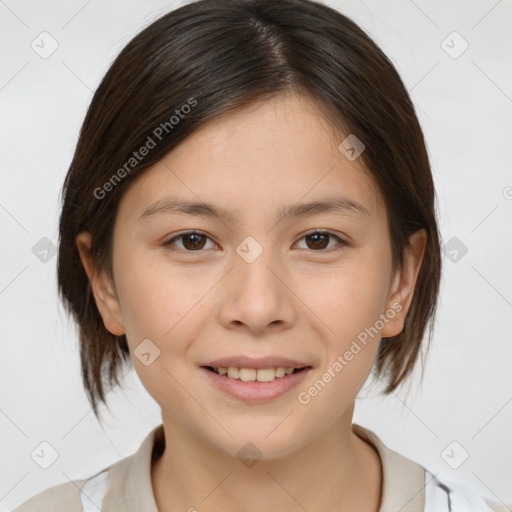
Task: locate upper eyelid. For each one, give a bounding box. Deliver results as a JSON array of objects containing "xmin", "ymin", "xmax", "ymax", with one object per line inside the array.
[{"xmin": 164, "ymin": 230, "xmax": 217, "ymax": 245}]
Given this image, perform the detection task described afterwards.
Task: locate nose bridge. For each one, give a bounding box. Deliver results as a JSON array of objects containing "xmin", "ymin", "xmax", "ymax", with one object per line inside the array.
[
  {"xmin": 219, "ymin": 234, "xmax": 294, "ymax": 331},
  {"xmin": 234, "ymin": 234, "xmax": 281, "ymax": 298}
]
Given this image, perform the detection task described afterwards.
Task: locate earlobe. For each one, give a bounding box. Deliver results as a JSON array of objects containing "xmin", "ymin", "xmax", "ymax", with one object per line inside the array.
[
  {"xmin": 75, "ymin": 232, "xmax": 125, "ymax": 336},
  {"xmin": 381, "ymin": 229, "xmax": 427, "ymax": 338}
]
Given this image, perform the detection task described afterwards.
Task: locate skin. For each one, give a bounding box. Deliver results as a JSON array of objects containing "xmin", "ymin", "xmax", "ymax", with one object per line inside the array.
[{"xmin": 76, "ymin": 92, "xmax": 426, "ymax": 512}]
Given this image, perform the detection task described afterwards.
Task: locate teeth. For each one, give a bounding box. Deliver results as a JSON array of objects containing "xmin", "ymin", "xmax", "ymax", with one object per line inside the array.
[
  {"xmin": 275, "ymin": 367, "xmax": 286, "ymax": 378},
  {"xmin": 239, "ymin": 368, "xmax": 256, "ymax": 381},
  {"xmin": 215, "ymin": 366, "xmax": 299, "ymax": 382},
  {"xmin": 227, "ymin": 367, "xmax": 239, "ymax": 379},
  {"xmin": 255, "ymin": 368, "xmax": 276, "ymax": 382}
]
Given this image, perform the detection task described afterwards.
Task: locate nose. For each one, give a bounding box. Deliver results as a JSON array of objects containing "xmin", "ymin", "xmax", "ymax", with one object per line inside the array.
[{"xmin": 216, "ymin": 242, "xmax": 297, "ymax": 335}]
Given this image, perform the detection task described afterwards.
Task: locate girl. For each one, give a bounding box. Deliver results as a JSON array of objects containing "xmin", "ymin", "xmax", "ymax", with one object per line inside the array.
[{"xmin": 12, "ymin": 0, "xmax": 509, "ymax": 511}]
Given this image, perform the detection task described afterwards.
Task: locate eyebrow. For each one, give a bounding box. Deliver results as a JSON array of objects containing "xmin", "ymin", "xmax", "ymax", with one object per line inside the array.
[{"xmin": 138, "ymin": 195, "xmax": 371, "ymax": 222}]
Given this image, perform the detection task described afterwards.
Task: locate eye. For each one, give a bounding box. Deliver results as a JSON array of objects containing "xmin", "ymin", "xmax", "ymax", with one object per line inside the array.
[
  {"xmin": 162, "ymin": 230, "xmax": 347, "ymax": 253},
  {"xmin": 162, "ymin": 230, "xmax": 217, "ymax": 252},
  {"xmin": 294, "ymin": 231, "xmax": 346, "ymax": 251}
]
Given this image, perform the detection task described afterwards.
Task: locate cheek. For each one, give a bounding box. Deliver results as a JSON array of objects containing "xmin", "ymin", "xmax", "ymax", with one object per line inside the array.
[
  {"xmin": 293, "ymin": 262, "xmax": 389, "ymax": 420},
  {"xmin": 305, "ymin": 256, "xmax": 391, "ymax": 342},
  {"xmin": 115, "ymin": 249, "xmax": 204, "ymax": 341},
  {"xmin": 112, "ymin": 253, "xmax": 206, "ymax": 411}
]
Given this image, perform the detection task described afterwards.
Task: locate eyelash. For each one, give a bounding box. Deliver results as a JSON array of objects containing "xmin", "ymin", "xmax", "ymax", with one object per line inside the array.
[{"xmin": 162, "ymin": 230, "xmax": 348, "ymax": 253}]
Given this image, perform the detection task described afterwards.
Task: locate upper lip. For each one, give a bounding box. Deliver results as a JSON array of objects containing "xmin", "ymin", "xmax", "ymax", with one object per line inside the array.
[{"xmin": 201, "ymin": 356, "xmax": 312, "ymax": 369}]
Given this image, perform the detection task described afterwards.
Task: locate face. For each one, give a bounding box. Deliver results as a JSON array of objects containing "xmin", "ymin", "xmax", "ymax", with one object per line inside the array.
[{"xmin": 77, "ymin": 93, "xmax": 425, "ymax": 460}]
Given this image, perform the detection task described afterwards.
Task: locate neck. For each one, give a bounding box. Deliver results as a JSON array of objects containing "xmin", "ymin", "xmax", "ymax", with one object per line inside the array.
[{"xmin": 151, "ymin": 412, "xmax": 382, "ymax": 512}]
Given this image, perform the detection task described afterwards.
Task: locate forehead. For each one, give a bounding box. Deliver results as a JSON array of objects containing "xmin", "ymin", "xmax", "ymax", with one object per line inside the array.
[{"xmin": 118, "ymin": 93, "xmax": 386, "ymax": 225}]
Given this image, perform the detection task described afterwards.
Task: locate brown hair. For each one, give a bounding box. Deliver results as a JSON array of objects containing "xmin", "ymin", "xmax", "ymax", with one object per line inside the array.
[{"xmin": 57, "ymin": 0, "xmax": 441, "ymax": 419}]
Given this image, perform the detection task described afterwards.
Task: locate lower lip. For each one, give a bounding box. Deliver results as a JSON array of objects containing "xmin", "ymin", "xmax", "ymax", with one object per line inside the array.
[{"xmin": 201, "ymin": 367, "xmax": 311, "ymax": 403}]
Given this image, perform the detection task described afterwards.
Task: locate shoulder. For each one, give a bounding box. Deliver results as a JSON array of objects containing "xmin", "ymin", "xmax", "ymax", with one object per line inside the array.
[
  {"xmin": 10, "ymin": 424, "xmax": 160, "ymax": 512},
  {"xmin": 351, "ymin": 423, "xmax": 511, "ymax": 512},
  {"xmin": 10, "ymin": 467, "xmax": 112, "ymax": 512},
  {"xmin": 424, "ymin": 471, "xmax": 511, "ymax": 512},
  {"xmin": 11, "ymin": 424, "xmax": 164, "ymax": 512},
  {"xmin": 10, "ymin": 477, "xmax": 88, "ymax": 512}
]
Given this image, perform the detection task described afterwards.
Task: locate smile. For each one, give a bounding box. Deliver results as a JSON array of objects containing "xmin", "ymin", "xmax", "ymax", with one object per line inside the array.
[
  {"xmin": 201, "ymin": 365, "xmax": 312, "ymax": 402},
  {"xmin": 205, "ymin": 366, "xmax": 304, "ymax": 382}
]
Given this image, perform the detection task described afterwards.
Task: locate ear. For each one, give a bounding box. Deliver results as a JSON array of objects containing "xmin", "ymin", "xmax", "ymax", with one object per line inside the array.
[
  {"xmin": 75, "ymin": 232, "xmax": 125, "ymax": 336},
  {"xmin": 381, "ymin": 229, "xmax": 427, "ymax": 338}
]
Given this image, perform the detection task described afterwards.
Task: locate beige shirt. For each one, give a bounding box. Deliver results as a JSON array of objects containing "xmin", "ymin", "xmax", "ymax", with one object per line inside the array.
[{"xmin": 12, "ymin": 423, "xmax": 509, "ymax": 512}]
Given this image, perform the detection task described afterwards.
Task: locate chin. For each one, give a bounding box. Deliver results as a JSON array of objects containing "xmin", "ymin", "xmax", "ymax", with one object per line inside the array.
[{"xmin": 205, "ymin": 416, "xmax": 310, "ymax": 462}]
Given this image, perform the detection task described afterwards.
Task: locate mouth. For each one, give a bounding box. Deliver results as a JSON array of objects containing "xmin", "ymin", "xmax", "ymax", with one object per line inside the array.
[
  {"xmin": 202, "ymin": 365, "xmax": 310, "ymax": 382},
  {"xmin": 200, "ymin": 363, "xmax": 313, "ymax": 403},
  {"xmin": 202, "ymin": 366, "xmax": 311, "ymax": 382}
]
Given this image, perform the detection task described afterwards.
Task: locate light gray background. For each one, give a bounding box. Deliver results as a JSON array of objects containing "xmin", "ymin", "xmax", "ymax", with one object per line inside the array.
[{"xmin": 1, "ymin": 0, "xmax": 511, "ymax": 510}]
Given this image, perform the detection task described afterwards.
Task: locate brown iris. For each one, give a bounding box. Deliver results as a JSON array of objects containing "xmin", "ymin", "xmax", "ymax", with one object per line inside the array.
[{"xmin": 304, "ymin": 233, "xmax": 330, "ymax": 250}]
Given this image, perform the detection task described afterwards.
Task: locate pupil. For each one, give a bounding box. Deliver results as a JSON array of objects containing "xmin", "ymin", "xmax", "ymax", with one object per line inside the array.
[
  {"xmin": 184, "ymin": 233, "xmax": 205, "ymax": 250},
  {"xmin": 308, "ymin": 233, "xmax": 328, "ymax": 250}
]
